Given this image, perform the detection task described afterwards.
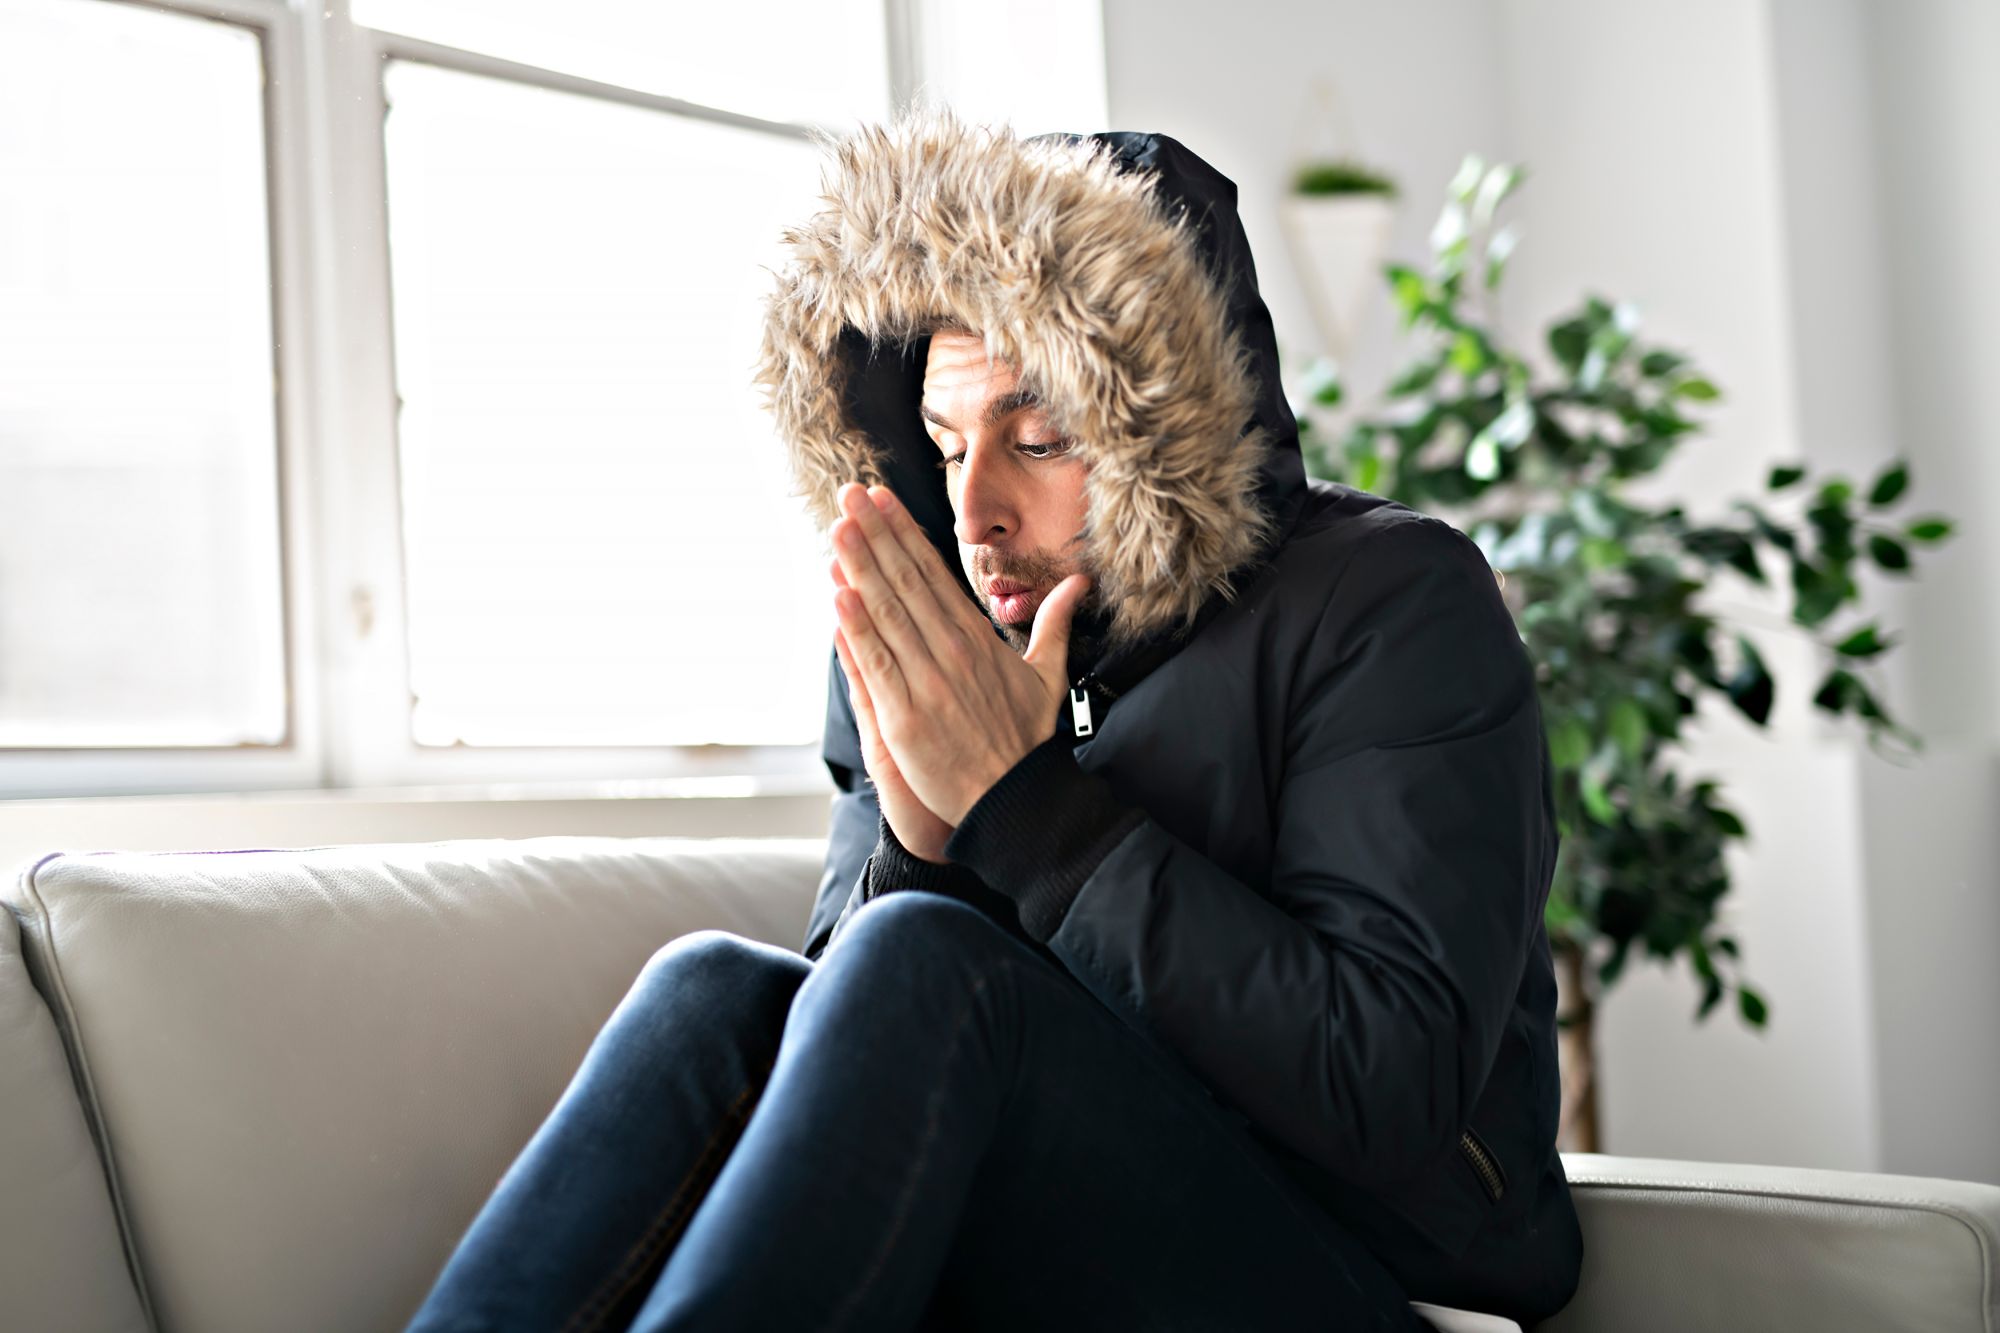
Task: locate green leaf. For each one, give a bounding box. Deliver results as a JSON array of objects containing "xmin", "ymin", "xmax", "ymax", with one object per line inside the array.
[
  {"xmin": 1680, "ymin": 527, "xmax": 1763, "ymax": 583},
  {"xmin": 1579, "ymin": 763, "xmax": 1617, "ymax": 825},
  {"xmin": 1548, "ymin": 716, "xmax": 1591, "ymax": 769},
  {"xmin": 1767, "ymin": 464, "xmax": 1806, "ymax": 490},
  {"xmin": 1431, "ymin": 201, "xmax": 1469, "ymax": 260},
  {"xmin": 1386, "ymin": 264, "xmax": 1430, "ymax": 326},
  {"xmin": 1812, "ymin": 668, "xmax": 1860, "ymax": 714},
  {"xmin": 1906, "ymin": 516, "xmax": 1954, "ymax": 543},
  {"xmin": 1674, "ymin": 377, "xmax": 1720, "ymax": 402},
  {"xmin": 1392, "ymin": 406, "xmax": 1443, "ymax": 451},
  {"xmin": 1738, "ymin": 985, "xmax": 1768, "ymax": 1026},
  {"xmin": 1807, "ymin": 500, "xmax": 1857, "ymax": 562},
  {"xmin": 1609, "ymin": 697, "xmax": 1648, "ymax": 761},
  {"xmin": 1350, "ymin": 453, "xmax": 1382, "ymax": 494},
  {"xmin": 1639, "ymin": 350, "xmax": 1686, "ymax": 378},
  {"xmin": 1548, "ymin": 319, "xmax": 1589, "ymax": 376},
  {"xmin": 1725, "ymin": 634, "xmax": 1774, "ymax": 726},
  {"xmin": 1388, "ymin": 358, "xmax": 1443, "ymax": 397},
  {"xmin": 1465, "ymin": 434, "xmax": 1500, "ymax": 481},
  {"xmin": 1299, "ymin": 356, "xmax": 1342, "ymax": 408},
  {"xmin": 1578, "ymin": 346, "xmax": 1608, "ymax": 393},
  {"xmin": 1867, "ymin": 460, "xmax": 1909, "ymax": 508},
  {"xmin": 1819, "ymin": 478, "xmax": 1854, "ymax": 506},
  {"xmin": 1834, "ymin": 624, "xmax": 1892, "ymax": 658},
  {"xmin": 1487, "ymin": 397, "xmax": 1535, "ymax": 449},
  {"xmin": 1868, "ymin": 534, "xmax": 1911, "ymax": 572},
  {"xmin": 1485, "ymin": 224, "xmax": 1518, "ymax": 290},
  {"xmin": 1472, "ymin": 163, "xmax": 1524, "ymax": 228},
  {"xmin": 1737, "ymin": 501, "xmax": 1799, "ymax": 552},
  {"xmin": 1790, "ymin": 559, "xmax": 1849, "ymax": 626},
  {"xmin": 1449, "ymin": 153, "xmax": 1487, "ymax": 202},
  {"xmin": 1581, "ymin": 537, "xmax": 1628, "ymax": 570},
  {"xmin": 1449, "ymin": 330, "xmax": 1488, "ymax": 376}
]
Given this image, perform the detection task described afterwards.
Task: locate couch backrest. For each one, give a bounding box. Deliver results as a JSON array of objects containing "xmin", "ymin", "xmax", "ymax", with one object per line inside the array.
[
  {"xmin": 8, "ymin": 838, "xmax": 1997, "ymax": 1333},
  {"xmin": 1, "ymin": 896, "xmax": 150, "ymax": 1333},
  {"xmin": 4, "ymin": 837, "xmax": 822, "ymax": 1333}
]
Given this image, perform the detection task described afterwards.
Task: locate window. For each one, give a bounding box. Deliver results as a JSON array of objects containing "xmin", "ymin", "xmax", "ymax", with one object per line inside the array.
[
  {"xmin": 0, "ymin": 0, "xmax": 1106, "ymax": 799},
  {"xmin": 0, "ymin": 0, "xmax": 286, "ymax": 751},
  {"xmin": 382, "ymin": 64, "xmax": 828, "ymax": 747}
]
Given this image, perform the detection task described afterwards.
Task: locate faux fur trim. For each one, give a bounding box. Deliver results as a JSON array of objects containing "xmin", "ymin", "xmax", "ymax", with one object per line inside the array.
[{"xmin": 754, "ymin": 105, "xmax": 1276, "ymax": 648}]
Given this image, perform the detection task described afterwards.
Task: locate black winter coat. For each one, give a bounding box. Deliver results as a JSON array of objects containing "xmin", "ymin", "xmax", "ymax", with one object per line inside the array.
[{"xmin": 756, "ymin": 107, "xmax": 1583, "ymax": 1325}]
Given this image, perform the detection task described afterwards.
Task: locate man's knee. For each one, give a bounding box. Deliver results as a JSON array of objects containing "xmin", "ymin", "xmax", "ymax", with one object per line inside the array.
[
  {"xmin": 832, "ymin": 891, "xmax": 1018, "ymax": 968},
  {"xmin": 635, "ymin": 929, "xmax": 811, "ymax": 1011}
]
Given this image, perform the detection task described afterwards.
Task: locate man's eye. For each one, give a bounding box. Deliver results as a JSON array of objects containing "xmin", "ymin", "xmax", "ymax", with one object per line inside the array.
[{"xmin": 935, "ymin": 439, "xmax": 1073, "ymax": 471}]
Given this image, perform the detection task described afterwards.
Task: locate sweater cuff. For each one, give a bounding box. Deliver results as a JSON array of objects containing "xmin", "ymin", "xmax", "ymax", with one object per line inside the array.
[
  {"xmin": 944, "ymin": 731, "xmax": 1146, "ymax": 943},
  {"xmin": 865, "ymin": 810, "xmax": 985, "ymax": 901}
]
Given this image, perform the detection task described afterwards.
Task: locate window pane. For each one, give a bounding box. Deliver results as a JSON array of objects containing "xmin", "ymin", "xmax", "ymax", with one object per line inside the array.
[
  {"xmin": 383, "ymin": 63, "xmax": 832, "ymax": 747},
  {"xmin": 355, "ymin": 0, "xmax": 890, "ymax": 128},
  {"xmin": 0, "ymin": 0, "xmax": 286, "ymax": 749}
]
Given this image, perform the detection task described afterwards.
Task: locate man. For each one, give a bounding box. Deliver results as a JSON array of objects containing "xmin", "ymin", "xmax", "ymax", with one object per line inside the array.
[
  {"xmin": 407, "ymin": 106, "xmax": 1581, "ymax": 1333},
  {"xmin": 763, "ymin": 107, "xmax": 1584, "ymax": 1324}
]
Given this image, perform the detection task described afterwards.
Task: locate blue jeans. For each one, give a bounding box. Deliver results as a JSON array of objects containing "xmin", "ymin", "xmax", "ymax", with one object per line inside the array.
[{"xmin": 403, "ymin": 892, "xmax": 1425, "ymax": 1332}]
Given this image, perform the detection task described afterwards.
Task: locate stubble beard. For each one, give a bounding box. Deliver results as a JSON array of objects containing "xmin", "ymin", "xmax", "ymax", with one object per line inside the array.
[{"xmin": 968, "ymin": 546, "xmax": 1113, "ymax": 681}]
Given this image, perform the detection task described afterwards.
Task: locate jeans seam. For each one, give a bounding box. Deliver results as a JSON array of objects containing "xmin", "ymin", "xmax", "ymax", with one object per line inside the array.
[
  {"xmin": 556, "ymin": 1066, "xmax": 769, "ymax": 1333},
  {"xmin": 819, "ymin": 961, "xmax": 1000, "ymax": 1333}
]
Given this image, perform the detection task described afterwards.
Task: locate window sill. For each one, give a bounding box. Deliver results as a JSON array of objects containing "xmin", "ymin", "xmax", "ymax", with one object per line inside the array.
[{"xmin": 0, "ymin": 772, "xmax": 837, "ymax": 880}]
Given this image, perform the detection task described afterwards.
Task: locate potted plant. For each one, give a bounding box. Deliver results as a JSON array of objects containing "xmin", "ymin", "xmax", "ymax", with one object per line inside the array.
[
  {"xmin": 1280, "ymin": 156, "xmax": 1400, "ymax": 363},
  {"xmin": 1292, "ymin": 154, "xmax": 1957, "ymax": 1152}
]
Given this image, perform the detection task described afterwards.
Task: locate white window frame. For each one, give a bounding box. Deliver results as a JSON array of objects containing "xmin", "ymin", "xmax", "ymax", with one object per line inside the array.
[{"xmin": 3, "ymin": 0, "xmax": 926, "ymax": 799}]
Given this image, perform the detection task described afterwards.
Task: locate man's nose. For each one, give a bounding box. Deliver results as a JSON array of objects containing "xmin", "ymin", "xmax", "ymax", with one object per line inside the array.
[{"xmin": 952, "ymin": 437, "xmax": 1017, "ymax": 547}]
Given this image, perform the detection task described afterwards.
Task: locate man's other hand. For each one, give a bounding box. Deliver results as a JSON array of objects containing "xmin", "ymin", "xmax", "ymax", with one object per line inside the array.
[
  {"xmin": 829, "ymin": 481, "xmax": 1088, "ymax": 827},
  {"xmin": 831, "ymin": 605, "xmax": 955, "ymax": 864}
]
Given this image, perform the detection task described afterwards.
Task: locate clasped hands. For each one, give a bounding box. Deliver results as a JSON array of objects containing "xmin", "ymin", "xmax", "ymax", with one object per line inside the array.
[{"xmin": 828, "ymin": 481, "xmax": 1090, "ymax": 862}]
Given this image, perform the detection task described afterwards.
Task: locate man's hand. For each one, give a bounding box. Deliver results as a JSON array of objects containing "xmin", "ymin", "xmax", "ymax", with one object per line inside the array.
[
  {"xmin": 828, "ymin": 481, "xmax": 1089, "ymax": 828},
  {"xmin": 831, "ymin": 600, "xmax": 955, "ymax": 864}
]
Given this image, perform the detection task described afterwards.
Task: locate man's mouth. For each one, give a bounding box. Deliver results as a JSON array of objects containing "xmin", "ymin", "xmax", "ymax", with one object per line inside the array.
[{"xmin": 986, "ymin": 578, "xmax": 1043, "ymax": 623}]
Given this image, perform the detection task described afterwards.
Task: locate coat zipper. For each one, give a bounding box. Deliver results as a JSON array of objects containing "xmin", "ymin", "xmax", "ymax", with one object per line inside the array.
[
  {"xmin": 1069, "ymin": 671, "xmax": 1121, "ymax": 738},
  {"xmin": 1458, "ymin": 1128, "xmax": 1506, "ymax": 1204}
]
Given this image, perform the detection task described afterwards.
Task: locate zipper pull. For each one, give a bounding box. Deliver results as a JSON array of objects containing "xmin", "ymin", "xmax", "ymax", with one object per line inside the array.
[{"xmin": 1070, "ymin": 685, "xmax": 1094, "ymax": 737}]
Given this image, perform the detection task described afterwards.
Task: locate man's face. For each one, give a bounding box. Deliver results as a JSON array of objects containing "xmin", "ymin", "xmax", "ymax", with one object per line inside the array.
[{"xmin": 920, "ymin": 329, "xmax": 1094, "ymax": 653}]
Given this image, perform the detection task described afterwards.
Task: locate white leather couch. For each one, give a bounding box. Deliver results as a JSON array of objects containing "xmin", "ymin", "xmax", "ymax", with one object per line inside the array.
[{"xmin": 4, "ymin": 837, "xmax": 1995, "ymax": 1333}]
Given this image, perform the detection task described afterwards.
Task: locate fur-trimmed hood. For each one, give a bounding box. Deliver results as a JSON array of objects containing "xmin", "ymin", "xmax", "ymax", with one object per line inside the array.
[{"xmin": 755, "ymin": 105, "xmax": 1308, "ymax": 655}]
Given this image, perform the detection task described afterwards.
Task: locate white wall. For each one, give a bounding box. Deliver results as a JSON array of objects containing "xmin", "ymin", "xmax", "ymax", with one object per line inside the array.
[
  {"xmin": 1101, "ymin": 0, "xmax": 1512, "ymax": 409},
  {"xmin": 1102, "ymin": 0, "xmax": 1998, "ymax": 1182},
  {"xmin": 1848, "ymin": 0, "xmax": 2000, "ymax": 1184},
  {"xmin": 1499, "ymin": 0, "xmax": 1889, "ymax": 1173}
]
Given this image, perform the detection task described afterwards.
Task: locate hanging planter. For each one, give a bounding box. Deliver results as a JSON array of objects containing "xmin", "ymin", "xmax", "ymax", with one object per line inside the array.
[{"xmin": 1280, "ymin": 170, "xmax": 1399, "ymax": 363}]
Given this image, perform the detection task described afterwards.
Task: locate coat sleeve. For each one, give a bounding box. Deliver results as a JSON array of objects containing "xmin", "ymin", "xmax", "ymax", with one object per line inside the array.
[{"xmin": 943, "ymin": 515, "xmax": 1556, "ymax": 1189}]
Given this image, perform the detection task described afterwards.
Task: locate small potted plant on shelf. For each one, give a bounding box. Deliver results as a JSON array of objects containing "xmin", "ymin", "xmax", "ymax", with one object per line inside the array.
[{"xmin": 1280, "ymin": 156, "xmax": 1400, "ymax": 363}]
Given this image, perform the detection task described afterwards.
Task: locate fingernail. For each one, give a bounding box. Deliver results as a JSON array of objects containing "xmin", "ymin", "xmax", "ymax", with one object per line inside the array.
[{"xmin": 870, "ymin": 486, "xmax": 897, "ymax": 513}]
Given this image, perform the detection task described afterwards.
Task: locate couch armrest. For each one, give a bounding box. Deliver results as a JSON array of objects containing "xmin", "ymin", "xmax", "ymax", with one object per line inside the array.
[{"xmin": 1539, "ymin": 1152, "xmax": 1999, "ymax": 1332}]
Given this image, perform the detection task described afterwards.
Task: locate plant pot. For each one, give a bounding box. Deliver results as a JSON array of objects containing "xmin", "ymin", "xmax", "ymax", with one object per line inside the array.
[
  {"xmin": 1553, "ymin": 938, "xmax": 1602, "ymax": 1153},
  {"xmin": 1279, "ymin": 193, "xmax": 1396, "ymax": 363}
]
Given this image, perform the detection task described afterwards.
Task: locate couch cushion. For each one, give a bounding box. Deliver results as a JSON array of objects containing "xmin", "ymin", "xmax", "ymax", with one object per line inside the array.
[
  {"xmin": 0, "ymin": 884, "xmax": 151, "ymax": 1333},
  {"xmin": 1544, "ymin": 1152, "xmax": 2000, "ymax": 1332},
  {"xmin": 4, "ymin": 836, "xmax": 821, "ymax": 1333}
]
